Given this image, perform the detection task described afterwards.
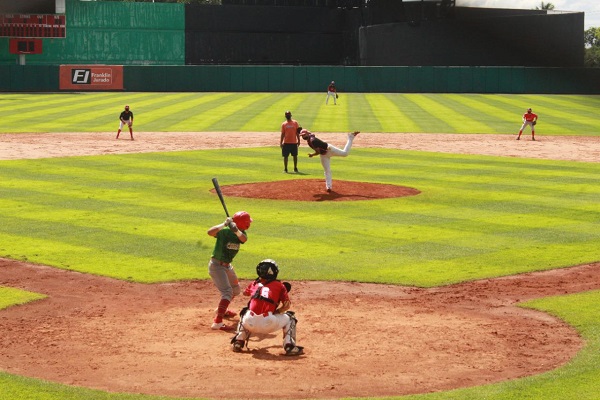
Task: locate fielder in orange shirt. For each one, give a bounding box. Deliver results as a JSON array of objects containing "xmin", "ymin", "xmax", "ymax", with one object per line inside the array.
[
  {"xmin": 280, "ymin": 110, "xmax": 300, "ymax": 173},
  {"xmin": 517, "ymin": 108, "xmax": 538, "ymax": 141}
]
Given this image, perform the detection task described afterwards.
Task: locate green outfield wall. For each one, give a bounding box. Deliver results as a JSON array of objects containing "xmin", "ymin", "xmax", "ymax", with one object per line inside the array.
[
  {"xmin": 1, "ymin": 64, "xmax": 599, "ymax": 94},
  {"xmin": 0, "ymin": 0, "xmax": 185, "ymax": 66}
]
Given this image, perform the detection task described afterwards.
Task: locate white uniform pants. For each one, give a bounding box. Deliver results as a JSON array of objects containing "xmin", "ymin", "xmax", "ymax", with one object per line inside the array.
[
  {"xmin": 520, "ymin": 121, "xmax": 535, "ymax": 132},
  {"xmin": 119, "ymin": 119, "xmax": 132, "ymax": 129},
  {"xmin": 236, "ymin": 311, "xmax": 294, "ymax": 347},
  {"xmin": 319, "ymin": 133, "xmax": 355, "ymax": 190},
  {"xmin": 326, "ymin": 91, "xmax": 337, "ymax": 105}
]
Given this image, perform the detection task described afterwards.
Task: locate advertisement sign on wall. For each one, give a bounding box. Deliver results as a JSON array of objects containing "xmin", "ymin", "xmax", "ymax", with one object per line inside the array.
[{"xmin": 59, "ymin": 65, "xmax": 123, "ymax": 90}]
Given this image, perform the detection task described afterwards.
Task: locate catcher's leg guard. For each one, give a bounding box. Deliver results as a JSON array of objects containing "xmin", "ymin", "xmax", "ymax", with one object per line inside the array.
[
  {"xmin": 230, "ymin": 307, "xmax": 250, "ymax": 351},
  {"xmin": 283, "ymin": 311, "xmax": 304, "ymax": 355},
  {"xmin": 283, "ymin": 311, "xmax": 298, "ymax": 352}
]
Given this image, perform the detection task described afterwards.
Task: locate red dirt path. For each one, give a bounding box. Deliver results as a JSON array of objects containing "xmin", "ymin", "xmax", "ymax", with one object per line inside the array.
[{"xmin": 0, "ymin": 131, "xmax": 599, "ymax": 400}]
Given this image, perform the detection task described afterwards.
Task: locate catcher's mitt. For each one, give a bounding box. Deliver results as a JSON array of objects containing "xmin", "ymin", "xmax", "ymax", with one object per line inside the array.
[
  {"xmin": 335, "ymin": 93, "xmax": 339, "ymax": 99},
  {"xmin": 532, "ymin": 121, "xmax": 537, "ymax": 126}
]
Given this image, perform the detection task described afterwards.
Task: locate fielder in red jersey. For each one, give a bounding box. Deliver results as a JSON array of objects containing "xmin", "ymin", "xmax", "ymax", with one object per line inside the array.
[{"xmin": 517, "ymin": 108, "xmax": 538, "ymax": 141}]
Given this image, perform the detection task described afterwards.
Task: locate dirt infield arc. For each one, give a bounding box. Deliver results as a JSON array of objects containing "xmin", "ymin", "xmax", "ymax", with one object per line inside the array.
[
  {"xmin": 2, "ymin": 259, "xmax": 600, "ymax": 399},
  {"xmin": 0, "ymin": 132, "xmax": 599, "ymax": 399}
]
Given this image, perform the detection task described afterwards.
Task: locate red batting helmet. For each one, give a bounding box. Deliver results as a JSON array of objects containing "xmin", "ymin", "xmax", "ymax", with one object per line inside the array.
[{"xmin": 232, "ymin": 211, "xmax": 252, "ymax": 231}]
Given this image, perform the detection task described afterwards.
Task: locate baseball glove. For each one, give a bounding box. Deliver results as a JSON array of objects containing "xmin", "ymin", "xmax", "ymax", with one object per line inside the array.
[
  {"xmin": 283, "ymin": 281, "xmax": 292, "ymax": 292},
  {"xmin": 336, "ymin": 94, "xmax": 339, "ymax": 99},
  {"xmin": 532, "ymin": 121, "xmax": 537, "ymax": 126}
]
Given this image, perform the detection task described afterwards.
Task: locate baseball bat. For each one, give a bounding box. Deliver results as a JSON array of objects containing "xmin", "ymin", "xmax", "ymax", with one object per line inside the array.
[{"xmin": 211, "ymin": 177, "xmax": 230, "ymax": 217}]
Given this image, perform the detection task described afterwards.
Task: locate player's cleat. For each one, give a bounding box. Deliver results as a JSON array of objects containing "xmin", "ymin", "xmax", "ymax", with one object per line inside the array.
[
  {"xmin": 284, "ymin": 344, "xmax": 304, "ymax": 356},
  {"xmin": 232, "ymin": 340, "xmax": 244, "ymax": 352},
  {"xmin": 294, "ymin": 168, "xmax": 299, "ymax": 173},
  {"xmin": 516, "ymin": 137, "xmax": 520, "ymax": 140},
  {"xmin": 223, "ymin": 310, "xmax": 237, "ymax": 319},
  {"xmin": 532, "ymin": 137, "xmax": 536, "ymax": 141},
  {"xmin": 284, "ymin": 169, "xmax": 288, "ymax": 173},
  {"xmin": 211, "ymin": 322, "xmax": 235, "ymax": 331},
  {"xmin": 352, "ymin": 131, "xmax": 360, "ymax": 137}
]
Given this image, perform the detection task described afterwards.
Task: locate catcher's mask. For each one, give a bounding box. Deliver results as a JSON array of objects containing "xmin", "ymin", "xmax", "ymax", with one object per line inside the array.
[
  {"xmin": 256, "ymin": 259, "xmax": 279, "ymax": 280},
  {"xmin": 285, "ymin": 110, "xmax": 292, "ymax": 119},
  {"xmin": 232, "ymin": 211, "xmax": 252, "ymax": 231}
]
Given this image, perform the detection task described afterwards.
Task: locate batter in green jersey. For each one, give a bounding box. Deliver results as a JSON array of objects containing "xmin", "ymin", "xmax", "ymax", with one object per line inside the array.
[{"xmin": 206, "ymin": 211, "xmax": 253, "ymax": 331}]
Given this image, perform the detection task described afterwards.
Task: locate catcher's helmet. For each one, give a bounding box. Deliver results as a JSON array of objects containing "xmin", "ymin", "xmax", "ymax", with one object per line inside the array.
[
  {"xmin": 256, "ymin": 259, "xmax": 279, "ymax": 280},
  {"xmin": 232, "ymin": 211, "xmax": 252, "ymax": 231},
  {"xmin": 285, "ymin": 110, "xmax": 292, "ymax": 119}
]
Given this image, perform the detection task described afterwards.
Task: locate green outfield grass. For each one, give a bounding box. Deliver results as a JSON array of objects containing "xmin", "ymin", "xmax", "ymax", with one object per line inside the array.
[
  {"xmin": 1, "ymin": 148, "xmax": 599, "ymax": 285},
  {"xmin": 1, "ymin": 92, "xmax": 600, "ymax": 400},
  {"xmin": 0, "ymin": 93, "xmax": 599, "ymax": 135}
]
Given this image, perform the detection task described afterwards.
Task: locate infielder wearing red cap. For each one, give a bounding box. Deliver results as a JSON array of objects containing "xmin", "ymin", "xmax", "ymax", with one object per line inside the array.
[{"xmin": 206, "ymin": 210, "xmax": 253, "ymax": 331}]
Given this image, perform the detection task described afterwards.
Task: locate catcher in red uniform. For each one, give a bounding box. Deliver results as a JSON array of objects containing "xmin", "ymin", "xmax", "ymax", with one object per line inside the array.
[
  {"xmin": 230, "ymin": 259, "xmax": 304, "ymax": 356},
  {"xmin": 517, "ymin": 108, "xmax": 538, "ymax": 141}
]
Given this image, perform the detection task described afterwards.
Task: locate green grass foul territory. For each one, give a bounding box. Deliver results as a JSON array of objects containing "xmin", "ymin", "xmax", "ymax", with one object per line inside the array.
[{"xmin": 1, "ymin": 93, "xmax": 599, "ymax": 135}]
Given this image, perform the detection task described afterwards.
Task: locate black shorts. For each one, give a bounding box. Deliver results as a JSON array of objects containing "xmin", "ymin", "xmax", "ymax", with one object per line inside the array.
[{"xmin": 282, "ymin": 143, "xmax": 298, "ymax": 157}]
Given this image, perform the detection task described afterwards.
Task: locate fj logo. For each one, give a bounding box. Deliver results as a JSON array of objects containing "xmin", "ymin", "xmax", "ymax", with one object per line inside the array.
[{"xmin": 71, "ymin": 69, "xmax": 91, "ymax": 84}]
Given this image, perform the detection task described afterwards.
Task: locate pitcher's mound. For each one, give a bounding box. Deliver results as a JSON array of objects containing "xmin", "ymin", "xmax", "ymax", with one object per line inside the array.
[{"xmin": 213, "ymin": 179, "xmax": 420, "ymax": 201}]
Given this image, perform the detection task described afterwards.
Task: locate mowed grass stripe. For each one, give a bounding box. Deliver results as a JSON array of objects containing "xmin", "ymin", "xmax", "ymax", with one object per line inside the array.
[
  {"xmin": 25, "ymin": 93, "xmax": 150, "ymax": 132},
  {"xmin": 184, "ymin": 93, "xmax": 275, "ymax": 131},
  {"xmin": 401, "ymin": 94, "xmax": 458, "ymax": 132},
  {"xmin": 519, "ymin": 94, "xmax": 600, "ymax": 133},
  {"xmin": 346, "ymin": 93, "xmax": 381, "ymax": 132},
  {"xmin": 442, "ymin": 94, "xmax": 516, "ymax": 133},
  {"xmin": 488, "ymin": 94, "xmax": 588, "ymax": 134},
  {"xmin": 0, "ymin": 93, "xmax": 599, "ymax": 134},
  {"xmin": 3, "ymin": 148, "xmax": 600, "ymax": 285},
  {"xmin": 365, "ymin": 94, "xmax": 420, "ymax": 132},
  {"xmin": 116, "ymin": 92, "xmax": 221, "ymax": 131},
  {"xmin": 210, "ymin": 93, "xmax": 285, "ymax": 131},
  {"xmin": 313, "ymin": 95, "xmax": 350, "ymax": 132},
  {"xmin": 159, "ymin": 93, "xmax": 239, "ymax": 131},
  {"xmin": 0, "ymin": 92, "xmax": 121, "ymax": 131},
  {"xmin": 240, "ymin": 93, "xmax": 310, "ymax": 132}
]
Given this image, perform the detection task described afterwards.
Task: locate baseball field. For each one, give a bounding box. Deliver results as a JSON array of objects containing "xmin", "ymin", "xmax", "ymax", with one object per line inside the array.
[{"xmin": 1, "ymin": 92, "xmax": 599, "ymax": 400}]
